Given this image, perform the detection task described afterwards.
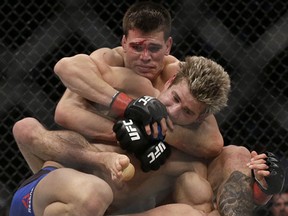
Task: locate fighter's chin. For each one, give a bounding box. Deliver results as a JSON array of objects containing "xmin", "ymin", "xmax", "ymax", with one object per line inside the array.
[
  {"xmin": 170, "ymin": 118, "xmax": 191, "ymax": 126},
  {"xmin": 136, "ymin": 65, "xmax": 155, "ymax": 72},
  {"xmin": 135, "ymin": 70, "xmax": 154, "ymax": 79}
]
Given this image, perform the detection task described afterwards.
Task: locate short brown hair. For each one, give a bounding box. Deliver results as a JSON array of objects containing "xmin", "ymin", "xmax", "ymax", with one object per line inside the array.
[
  {"xmin": 122, "ymin": 2, "xmax": 171, "ymax": 40},
  {"xmin": 172, "ymin": 56, "xmax": 231, "ymax": 114}
]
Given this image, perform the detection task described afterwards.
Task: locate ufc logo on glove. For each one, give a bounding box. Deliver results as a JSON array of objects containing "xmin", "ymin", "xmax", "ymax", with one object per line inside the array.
[
  {"xmin": 123, "ymin": 119, "xmax": 140, "ymax": 141},
  {"xmin": 135, "ymin": 96, "xmax": 153, "ymax": 106},
  {"xmin": 147, "ymin": 142, "xmax": 167, "ymax": 163}
]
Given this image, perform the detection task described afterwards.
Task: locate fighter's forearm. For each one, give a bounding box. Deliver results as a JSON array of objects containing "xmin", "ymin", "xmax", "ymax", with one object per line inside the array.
[
  {"xmin": 54, "ymin": 54, "xmax": 117, "ymax": 106},
  {"xmin": 217, "ymin": 171, "xmax": 254, "ymax": 215},
  {"xmin": 165, "ymin": 116, "xmax": 223, "ymax": 159}
]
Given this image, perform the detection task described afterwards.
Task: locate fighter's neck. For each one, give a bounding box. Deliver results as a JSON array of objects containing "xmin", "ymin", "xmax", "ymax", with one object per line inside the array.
[{"xmin": 152, "ymin": 77, "xmax": 165, "ymax": 92}]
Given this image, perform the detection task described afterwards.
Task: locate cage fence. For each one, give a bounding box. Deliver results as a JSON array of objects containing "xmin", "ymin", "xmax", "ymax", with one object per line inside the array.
[{"xmin": 1, "ymin": 0, "xmax": 288, "ymax": 215}]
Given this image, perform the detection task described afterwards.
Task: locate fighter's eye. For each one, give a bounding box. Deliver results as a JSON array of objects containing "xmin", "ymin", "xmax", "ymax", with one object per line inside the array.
[
  {"xmin": 130, "ymin": 44, "xmax": 144, "ymax": 52},
  {"xmin": 173, "ymin": 94, "xmax": 180, "ymax": 103},
  {"xmin": 147, "ymin": 45, "xmax": 162, "ymax": 53},
  {"xmin": 183, "ymin": 108, "xmax": 192, "ymax": 115}
]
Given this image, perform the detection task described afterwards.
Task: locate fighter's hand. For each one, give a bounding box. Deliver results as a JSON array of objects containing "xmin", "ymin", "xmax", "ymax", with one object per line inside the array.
[
  {"xmin": 144, "ymin": 117, "xmax": 173, "ymax": 139},
  {"xmin": 248, "ymin": 151, "xmax": 285, "ymax": 194},
  {"xmin": 113, "ymin": 119, "xmax": 150, "ymax": 154},
  {"xmin": 125, "ymin": 95, "xmax": 169, "ymax": 126},
  {"xmin": 248, "ymin": 151, "xmax": 270, "ymax": 183},
  {"xmin": 110, "ymin": 93, "xmax": 172, "ymax": 133},
  {"xmin": 136, "ymin": 141, "xmax": 171, "ymax": 172},
  {"xmin": 113, "ymin": 119, "xmax": 170, "ymax": 172}
]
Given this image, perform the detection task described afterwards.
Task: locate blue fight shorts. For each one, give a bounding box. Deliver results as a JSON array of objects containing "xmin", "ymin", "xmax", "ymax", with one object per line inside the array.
[{"xmin": 9, "ymin": 166, "xmax": 57, "ymax": 216}]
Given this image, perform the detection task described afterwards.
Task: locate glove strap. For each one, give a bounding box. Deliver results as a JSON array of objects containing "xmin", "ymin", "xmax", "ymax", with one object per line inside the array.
[
  {"xmin": 253, "ymin": 181, "xmax": 272, "ymax": 205},
  {"xmin": 251, "ymin": 168, "xmax": 273, "ymax": 205},
  {"xmin": 109, "ymin": 92, "xmax": 133, "ymax": 118},
  {"xmin": 252, "ymin": 169, "xmax": 271, "ymax": 194}
]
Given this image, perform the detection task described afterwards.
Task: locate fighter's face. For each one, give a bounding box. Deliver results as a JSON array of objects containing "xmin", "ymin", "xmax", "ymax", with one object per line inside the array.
[
  {"xmin": 122, "ymin": 29, "xmax": 172, "ymax": 81},
  {"xmin": 271, "ymin": 194, "xmax": 288, "ymax": 216},
  {"xmin": 157, "ymin": 79, "xmax": 208, "ymax": 125}
]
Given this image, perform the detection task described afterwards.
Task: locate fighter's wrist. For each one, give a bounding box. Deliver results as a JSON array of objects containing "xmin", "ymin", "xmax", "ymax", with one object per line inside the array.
[
  {"xmin": 109, "ymin": 91, "xmax": 121, "ymax": 108},
  {"xmin": 109, "ymin": 92, "xmax": 133, "ymax": 118},
  {"xmin": 253, "ymin": 172, "xmax": 267, "ymax": 190},
  {"xmin": 253, "ymin": 181, "xmax": 272, "ymax": 205}
]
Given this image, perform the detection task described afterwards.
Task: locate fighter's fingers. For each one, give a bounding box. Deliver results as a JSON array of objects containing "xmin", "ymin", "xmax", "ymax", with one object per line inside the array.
[
  {"xmin": 145, "ymin": 124, "xmax": 152, "ymax": 136},
  {"xmin": 247, "ymin": 159, "xmax": 268, "ymax": 168},
  {"xmin": 258, "ymin": 153, "xmax": 268, "ymax": 159},
  {"xmin": 251, "ymin": 158, "xmax": 267, "ymax": 164},
  {"xmin": 151, "ymin": 122, "xmax": 159, "ymax": 138},
  {"xmin": 255, "ymin": 169, "xmax": 270, "ymax": 178},
  {"xmin": 159, "ymin": 118, "xmax": 168, "ymax": 136},
  {"xmin": 250, "ymin": 151, "xmax": 258, "ymax": 158},
  {"xmin": 251, "ymin": 153, "xmax": 267, "ymax": 161},
  {"xmin": 248, "ymin": 163, "xmax": 269, "ymax": 170}
]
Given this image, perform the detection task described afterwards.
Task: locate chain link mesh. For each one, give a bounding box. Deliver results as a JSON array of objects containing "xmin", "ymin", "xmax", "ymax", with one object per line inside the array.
[{"xmin": 1, "ymin": 0, "xmax": 288, "ymax": 215}]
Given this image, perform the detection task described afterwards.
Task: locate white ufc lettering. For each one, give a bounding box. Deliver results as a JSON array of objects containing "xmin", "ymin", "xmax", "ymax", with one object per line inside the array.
[
  {"xmin": 147, "ymin": 142, "xmax": 166, "ymax": 163},
  {"xmin": 123, "ymin": 119, "xmax": 140, "ymax": 141},
  {"xmin": 138, "ymin": 96, "xmax": 153, "ymax": 106}
]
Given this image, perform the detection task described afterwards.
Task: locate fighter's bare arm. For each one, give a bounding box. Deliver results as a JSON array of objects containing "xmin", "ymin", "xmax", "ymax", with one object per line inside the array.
[
  {"xmin": 54, "ymin": 51, "xmax": 118, "ymax": 106},
  {"xmin": 55, "ymin": 57, "xmax": 159, "ymax": 141},
  {"xmin": 55, "ymin": 48, "xmax": 174, "ymax": 133},
  {"xmin": 54, "ymin": 47, "xmax": 158, "ymax": 107},
  {"xmin": 165, "ymin": 115, "xmax": 223, "ymax": 158}
]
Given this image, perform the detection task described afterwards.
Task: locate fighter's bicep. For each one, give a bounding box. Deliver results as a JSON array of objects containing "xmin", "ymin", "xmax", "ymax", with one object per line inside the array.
[
  {"xmin": 90, "ymin": 47, "xmax": 124, "ymax": 67},
  {"xmin": 103, "ymin": 67, "xmax": 158, "ymax": 98}
]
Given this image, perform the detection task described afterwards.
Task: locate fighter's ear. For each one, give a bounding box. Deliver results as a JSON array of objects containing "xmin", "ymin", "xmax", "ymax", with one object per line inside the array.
[
  {"xmin": 121, "ymin": 35, "xmax": 127, "ymax": 51},
  {"xmin": 165, "ymin": 37, "xmax": 173, "ymax": 55},
  {"xmin": 164, "ymin": 74, "xmax": 176, "ymax": 88}
]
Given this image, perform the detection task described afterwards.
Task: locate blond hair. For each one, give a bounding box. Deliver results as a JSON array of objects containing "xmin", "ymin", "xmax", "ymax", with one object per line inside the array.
[{"xmin": 172, "ymin": 56, "xmax": 231, "ymax": 114}]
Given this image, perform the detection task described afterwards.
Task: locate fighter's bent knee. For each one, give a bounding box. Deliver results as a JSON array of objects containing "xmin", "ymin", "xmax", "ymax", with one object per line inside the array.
[
  {"xmin": 12, "ymin": 117, "xmax": 40, "ymax": 144},
  {"xmin": 222, "ymin": 145, "xmax": 250, "ymax": 155},
  {"xmin": 48, "ymin": 168, "xmax": 113, "ymax": 215},
  {"xmin": 174, "ymin": 172, "xmax": 214, "ymax": 213},
  {"xmin": 76, "ymin": 173, "xmax": 113, "ymax": 215}
]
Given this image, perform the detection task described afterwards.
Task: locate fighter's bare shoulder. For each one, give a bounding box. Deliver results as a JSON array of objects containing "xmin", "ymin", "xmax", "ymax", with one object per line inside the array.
[{"xmin": 161, "ymin": 55, "xmax": 180, "ymax": 80}]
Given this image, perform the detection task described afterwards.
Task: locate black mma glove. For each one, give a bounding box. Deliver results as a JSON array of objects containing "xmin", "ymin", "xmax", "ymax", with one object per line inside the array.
[
  {"xmin": 113, "ymin": 119, "xmax": 166, "ymax": 153},
  {"xmin": 109, "ymin": 92, "xmax": 168, "ymax": 125},
  {"xmin": 113, "ymin": 119, "xmax": 170, "ymax": 172},
  {"xmin": 113, "ymin": 119, "xmax": 150, "ymax": 154},
  {"xmin": 136, "ymin": 141, "xmax": 171, "ymax": 172},
  {"xmin": 254, "ymin": 151, "xmax": 285, "ymax": 195}
]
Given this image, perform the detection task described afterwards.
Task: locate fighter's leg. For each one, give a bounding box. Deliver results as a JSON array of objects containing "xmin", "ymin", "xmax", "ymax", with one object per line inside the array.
[
  {"xmin": 13, "ymin": 118, "xmax": 46, "ymax": 173},
  {"xmin": 174, "ymin": 171, "xmax": 215, "ymax": 213},
  {"xmin": 207, "ymin": 145, "xmax": 253, "ymax": 216},
  {"xmin": 13, "ymin": 117, "xmax": 134, "ymax": 181},
  {"xmin": 87, "ymin": 147, "xmax": 135, "ymax": 182},
  {"xmin": 33, "ymin": 167, "xmax": 113, "ymax": 216}
]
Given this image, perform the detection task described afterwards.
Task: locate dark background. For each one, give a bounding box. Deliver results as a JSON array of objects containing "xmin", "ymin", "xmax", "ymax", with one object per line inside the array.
[{"xmin": 1, "ymin": 0, "xmax": 288, "ymax": 215}]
